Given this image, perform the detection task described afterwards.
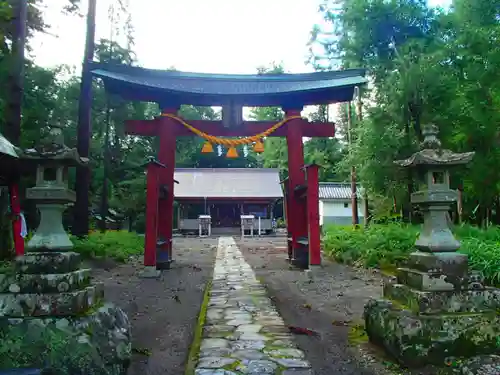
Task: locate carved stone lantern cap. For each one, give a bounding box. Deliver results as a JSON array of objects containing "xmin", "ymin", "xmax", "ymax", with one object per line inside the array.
[
  {"xmin": 394, "ymin": 124, "xmax": 475, "ymax": 168},
  {"xmin": 18, "ymin": 124, "xmax": 88, "ymax": 166}
]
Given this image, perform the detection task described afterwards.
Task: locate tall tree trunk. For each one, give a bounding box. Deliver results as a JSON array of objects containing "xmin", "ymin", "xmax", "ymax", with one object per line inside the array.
[
  {"xmin": 99, "ymin": 100, "xmax": 112, "ymax": 232},
  {"xmin": 1, "ymin": 0, "xmax": 27, "ymax": 260},
  {"xmin": 74, "ymin": 0, "xmax": 97, "ymax": 236},
  {"xmin": 403, "ymin": 111, "xmax": 413, "ymax": 223},
  {"xmin": 4, "ymin": 0, "xmax": 27, "ymax": 144}
]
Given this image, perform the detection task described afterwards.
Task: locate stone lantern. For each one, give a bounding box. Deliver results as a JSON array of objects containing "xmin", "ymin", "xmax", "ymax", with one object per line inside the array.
[
  {"xmin": 395, "ymin": 124, "xmax": 474, "ymax": 281},
  {"xmin": 0, "ymin": 125, "xmax": 132, "ymax": 374},
  {"xmin": 363, "ymin": 124, "xmax": 500, "ymax": 369},
  {"xmin": 20, "ymin": 125, "xmax": 87, "ymax": 250}
]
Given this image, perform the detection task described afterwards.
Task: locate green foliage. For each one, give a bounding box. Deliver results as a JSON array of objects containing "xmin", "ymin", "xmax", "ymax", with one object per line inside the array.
[
  {"xmin": 323, "ymin": 224, "xmax": 417, "ymax": 269},
  {"xmin": 72, "ymin": 230, "xmax": 144, "ymax": 262},
  {"xmin": 0, "ymin": 323, "xmax": 105, "ymax": 373},
  {"xmin": 309, "ymin": 0, "xmax": 500, "ymax": 224},
  {"xmin": 322, "ymin": 223, "xmax": 500, "ymax": 284}
]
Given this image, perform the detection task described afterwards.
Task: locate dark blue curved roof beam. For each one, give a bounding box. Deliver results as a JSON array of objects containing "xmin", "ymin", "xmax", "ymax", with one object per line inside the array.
[{"xmin": 89, "ymin": 62, "xmax": 367, "ymax": 107}]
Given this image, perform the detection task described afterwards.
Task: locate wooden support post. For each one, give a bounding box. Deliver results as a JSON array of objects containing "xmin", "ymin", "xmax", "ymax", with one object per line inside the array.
[
  {"xmin": 347, "ymin": 102, "xmax": 359, "ymax": 226},
  {"xmin": 285, "ymin": 109, "xmax": 307, "ymax": 261},
  {"xmin": 282, "ymin": 178, "xmax": 293, "ymax": 261},
  {"xmin": 305, "ymin": 165, "xmax": 321, "ymax": 266},
  {"xmin": 157, "ymin": 108, "xmax": 178, "ymax": 269},
  {"xmin": 144, "ymin": 161, "xmax": 161, "ymax": 268}
]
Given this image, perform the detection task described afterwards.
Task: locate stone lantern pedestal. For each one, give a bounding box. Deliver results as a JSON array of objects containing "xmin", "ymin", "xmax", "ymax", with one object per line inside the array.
[
  {"xmin": 0, "ymin": 126, "xmax": 131, "ymax": 374},
  {"xmin": 363, "ymin": 125, "xmax": 500, "ymax": 368}
]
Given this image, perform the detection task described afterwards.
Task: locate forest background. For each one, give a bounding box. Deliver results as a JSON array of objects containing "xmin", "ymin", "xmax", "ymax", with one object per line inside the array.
[{"xmin": 0, "ymin": 0, "xmax": 498, "ymax": 249}]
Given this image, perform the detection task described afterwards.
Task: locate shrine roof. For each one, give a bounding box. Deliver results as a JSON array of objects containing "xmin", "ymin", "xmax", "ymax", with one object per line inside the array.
[
  {"xmin": 0, "ymin": 133, "xmax": 19, "ymax": 158},
  {"xmin": 174, "ymin": 168, "xmax": 283, "ymax": 199},
  {"xmin": 90, "ymin": 62, "xmax": 367, "ymax": 107},
  {"xmin": 319, "ymin": 182, "xmax": 363, "ymax": 200}
]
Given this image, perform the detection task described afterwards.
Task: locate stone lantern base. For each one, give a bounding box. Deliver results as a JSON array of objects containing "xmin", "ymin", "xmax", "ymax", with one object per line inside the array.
[
  {"xmin": 364, "ymin": 251, "xmax": 500, "ymax": 368},
  {"xmin": 0, "ymin": 251, "xmax": 131, "ymax": 374}
]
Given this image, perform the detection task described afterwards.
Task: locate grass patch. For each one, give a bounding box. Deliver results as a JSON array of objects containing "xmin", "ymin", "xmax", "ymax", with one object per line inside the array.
[
  {"xmin": 322, "ymin": 223, "xmax": 500, "ymax": 285},
  {"xmin": 72, "ymin": 230, "xmax": 144, "ymax": 262},
  {"xmin": 184, "ymin": 280, "xmax": 212, "ymax": 375}
]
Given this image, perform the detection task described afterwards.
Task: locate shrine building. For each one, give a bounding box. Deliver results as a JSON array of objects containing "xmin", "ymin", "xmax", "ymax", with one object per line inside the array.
[{"xmin": 174, "ymin": 168, "xmax": 283, "ymax": 235}]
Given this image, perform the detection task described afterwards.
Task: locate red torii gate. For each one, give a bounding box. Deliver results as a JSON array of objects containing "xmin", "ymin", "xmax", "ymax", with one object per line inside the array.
[{"xmin": 90, "ymin": 63, "xmax": 367, "ymax": 271}]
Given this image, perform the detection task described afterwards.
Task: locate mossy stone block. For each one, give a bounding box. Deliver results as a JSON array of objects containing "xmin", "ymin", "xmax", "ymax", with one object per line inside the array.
[
  {"xmin": 384, "ymin": 283, "xmax": 500, "ymax": 314},
  {"xmin": 0, "ymin": 269, "xmax": 92, "ymax": 294},
  {"xmin": 0, "ymin": 284, "xmax": 104, "ymax": 317},
  {"xmin": 15, "ymin": 252, "xmax": 81, "ymax": 274},
  {"xmin": 364, "ymin": 298, "xmax": 500, "ymax": 367},
  {"xmin": 0, "ymin": 303, "xmax": 131, "ymax": 375}
]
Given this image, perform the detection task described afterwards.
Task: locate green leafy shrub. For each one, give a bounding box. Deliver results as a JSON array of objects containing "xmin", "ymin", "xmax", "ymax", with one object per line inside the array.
[
  {"xmin": 322, "ymin": 223, "xmax": 500, "ymax": 284},
  {"xmin": 72, "ymin": 230, "xmax": 144, "ymax": 262}
]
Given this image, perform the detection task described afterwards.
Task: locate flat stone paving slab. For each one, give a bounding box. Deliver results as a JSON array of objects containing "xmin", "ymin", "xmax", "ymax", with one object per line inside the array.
[{"xmin": 195, "ymin": 237, "xmax": 312, "ymax": 374}]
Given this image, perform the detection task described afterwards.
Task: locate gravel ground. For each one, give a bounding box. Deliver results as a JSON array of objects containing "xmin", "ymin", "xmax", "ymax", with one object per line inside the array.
[
  {"xmin": 236, "ymin": 236, "xmax": 387, "ymax": 375},
  {"xmin": 88, "ymin": 237, "xmax": 217, "ymax": 375}
]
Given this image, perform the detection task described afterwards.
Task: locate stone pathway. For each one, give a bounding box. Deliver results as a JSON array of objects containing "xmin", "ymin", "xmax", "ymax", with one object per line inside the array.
[{"xmin": 195, "ymin": 237, "xmax": 313, "ymax": 375}]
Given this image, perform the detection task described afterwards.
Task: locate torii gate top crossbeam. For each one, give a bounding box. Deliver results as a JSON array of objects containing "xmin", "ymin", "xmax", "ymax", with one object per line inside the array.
[{"xmin": 90, "ymin": 62, "xmax": 367, "ymax": 107}]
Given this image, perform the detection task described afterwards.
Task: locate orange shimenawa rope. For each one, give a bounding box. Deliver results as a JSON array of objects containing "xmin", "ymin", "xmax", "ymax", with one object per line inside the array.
[{"xmin": 160, "ymin": 113, "xmax": 302, "ymax": 146}]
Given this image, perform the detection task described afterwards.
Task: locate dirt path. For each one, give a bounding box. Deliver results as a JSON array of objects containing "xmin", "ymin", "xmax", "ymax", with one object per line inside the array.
[
  {"xmin": 88, "ymin": 237, "xmax": 217, "ymax": 375},
  {"xmin": 236, "ymin": 236, "xmax": 386, "ymax": 375}
]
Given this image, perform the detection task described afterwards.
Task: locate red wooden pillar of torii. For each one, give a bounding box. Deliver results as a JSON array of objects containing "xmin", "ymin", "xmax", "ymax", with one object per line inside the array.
[
  {"xmin": 304, "ymin": 164, "xmax": 321, "ymax": 266},
  {"xmin": 284, "ymin": 108, "xmax": 308, "ymax": 264}
]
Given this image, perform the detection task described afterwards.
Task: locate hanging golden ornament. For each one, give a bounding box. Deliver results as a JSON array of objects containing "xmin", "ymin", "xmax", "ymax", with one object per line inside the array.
[
  {"xmin": 201, "ymin": 141, "xmax": 214, "ymax": 153},
  {"xmin": 253, "ymin": 139, "xmax": 265, "ymax": 153},
  {"xmin": 226, "ymin": 146, "xmax": 239, "ymax": 158}
]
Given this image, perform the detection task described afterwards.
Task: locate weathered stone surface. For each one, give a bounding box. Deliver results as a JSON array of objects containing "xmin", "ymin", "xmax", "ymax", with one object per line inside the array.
[
  {"xmin": 384, "ymin": 283, "xmax": 500, "ymax": 314},
  {"xmin": 0, "ymin": 283, "xmax": 104, "ymax": 317},
  {"xmin": 195, "ymin": 369, "xmax": 239, "ymax": 375},
  {"xmin": 407, "ymin": 252, "xmax": 469, "ymax": 282},
  {"xmin": 265, "ymin": 348, "xmax": 305, "ymax": 359},
  {"xmin": 200, "ymin": 338, "xmax": 230, "ymax": 350},
  {"xmin": 458, "ymin": 355, "xmax": 500, "ymax": 375},
  {"xmin": 197, "ymin": 357, "xmax": 237, "ymax": 368},
  {"xmin": 194, "ymin": 237, "xmax": 312, "ymax": 375},
  {"xmin": 0, "ymin": 269, "xmax": 91, "ymax": 294},
  {"xmin": 397, "ymin": 267, "xmax": 458, "ymax": 292},
  {"xmin": 364, "ymin": 298, "xmax": 500, "ymax": 367},
  {"xmin": 0, "ymin": 303, "xmax": 131, "ymax": 375},
  {"xmin": 246, "ymin": 360, "xmax": 278, "ymax": 374},
  {"xmin": 272, "ymin": 358, "xmax": 312, "ymax": 368},
  {"xmin": 235, "ymin": 324, "xmax": 262, "ymax": 333},
  {"xmin": 27, "ymin": 203, "xmax": 74, "ymax": 250},
  {"xmin": 15, "ymin": 252, "xmax": 81, "ymax": 274},
  {"xmin": 232, "ymin": 350, "xmax": 266, "ymax": 360}
]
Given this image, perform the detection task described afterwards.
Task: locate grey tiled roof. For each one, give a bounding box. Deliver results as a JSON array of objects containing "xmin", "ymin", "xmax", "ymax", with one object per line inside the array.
[
  {"xmin": 319, "ymin": 182, "xmax": 362, "ymax": 200},
  {"xmin": 174, "ymin": 168, "xmax": 283, "ymax": 199},
  {"xmin": 90, "ymin": 62, "xmax": 367, "ymax": 107}
]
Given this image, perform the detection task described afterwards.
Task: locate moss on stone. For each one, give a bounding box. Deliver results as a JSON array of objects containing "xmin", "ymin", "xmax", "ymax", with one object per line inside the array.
[
  {"xmin": 347, "ymin": 321, "xmax": 369, "ymax": 346},
  {"xmin": 184, "ymin": 280, "xmax": 212, "ymax": 375},
  {"xmin": 222, "ymin": 359, "xmax": 241, "ymax": 371}
]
